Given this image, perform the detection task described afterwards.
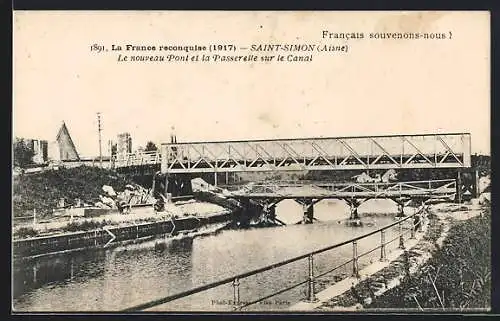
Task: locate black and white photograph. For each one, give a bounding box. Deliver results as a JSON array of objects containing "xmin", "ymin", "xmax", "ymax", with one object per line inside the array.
[{"xmin": 12, "ymin": 11, "xmax": 491, "ymax": 313}]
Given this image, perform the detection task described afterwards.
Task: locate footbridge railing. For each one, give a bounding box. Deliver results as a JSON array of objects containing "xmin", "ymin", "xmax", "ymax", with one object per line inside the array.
[{"xmin": 122, "ymin": 206, "xmax": 428, "ymax": 312}]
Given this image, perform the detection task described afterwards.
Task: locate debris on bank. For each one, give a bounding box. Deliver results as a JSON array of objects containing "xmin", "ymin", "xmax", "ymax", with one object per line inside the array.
[
  {"xmin": 13, "ymin": 175, "xmax": 234, "ymax": 239},
  {"xmin": 12, "ymin": 166, "xmax": 136, "ymax": 218}
]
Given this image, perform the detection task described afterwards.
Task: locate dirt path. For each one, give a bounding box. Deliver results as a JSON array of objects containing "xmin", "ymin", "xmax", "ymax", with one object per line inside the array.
[{"xmin": 292, "ymin": 202, "xmax": 485, "ymax": 311}]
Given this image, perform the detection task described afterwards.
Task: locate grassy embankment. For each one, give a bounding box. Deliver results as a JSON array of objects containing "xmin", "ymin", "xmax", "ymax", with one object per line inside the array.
[
  {"xmin": 351, "ymin": 204, "xmax": 491, "ymax": 312},
  {"xmin": 318, "ymin": 204, "xmax": 491, "ymax": 311},
  {"xmin": 367, "ymin": 205, "xmax": 491, "ymax": 311},
  {"xmin": 13, "ymin": 166, "xmax": 135, "ymax": 238},
  {"xmin": 13, "ymin": 166, "xmax": 229, "ymax": 239},
  {"xmin": 13, "ymin": 166, "xmax": 133, "ymax": 218}
]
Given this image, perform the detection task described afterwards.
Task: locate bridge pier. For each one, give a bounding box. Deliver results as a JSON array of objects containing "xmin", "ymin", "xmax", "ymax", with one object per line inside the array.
[
  {"xmin": 302, "ymin": 200, "xmax": 314, "ymax": 224},
  {"xmin": 344, "ymin": 198, "xmax": 362, "ymax": 220},
  {"xmin": 235, "ymin": 198, "xmax": 257, "ymax": 227},
  {"xmin": 292, "ymin": 199, "xmax": 319, "ymax": 224},
  {"xmin": 159, "ymin": 173, "xmax": 193, "ymax": 199},
  {"xmin": 394, "ymin": 198, "xmax": 411, "ymax": 217},
  {"xmin": 456, "ymin": 168, "xmax": 480, "ymax": 203},
  {"xmin": 294, "ymin": 199, "xmax": 315, "ymax": 224},
  {"xmin": 261, "ymin": 201, "xmax": 279, "ymax": 225}
]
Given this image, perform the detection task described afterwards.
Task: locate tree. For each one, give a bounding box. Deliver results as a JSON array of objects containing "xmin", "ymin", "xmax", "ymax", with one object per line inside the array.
[
  {"xmin": 145, "ymin": 141, "xmax": 158, "ymax": 152},
  {"xmin": 111, "ymin": 143, "xmax": 117, "ymax": 157},
  {"xmin": 13, "ymin": 138, "xmax": 35, "ymax": 168}
]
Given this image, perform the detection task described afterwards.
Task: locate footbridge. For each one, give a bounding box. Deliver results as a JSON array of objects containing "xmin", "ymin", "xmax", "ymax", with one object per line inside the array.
[
  {"xmin": 223, "ymin": 179, "xmax": 457, "ymax": 224},
  {"xmin": 225, "ymin": 179, "xmax": 457, "ymax": 200}
]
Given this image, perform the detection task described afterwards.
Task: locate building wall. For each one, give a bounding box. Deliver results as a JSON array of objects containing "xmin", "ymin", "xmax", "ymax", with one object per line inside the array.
[
  {"xmin": 48, "ymin": 141, "xmax": 60, "ymax": 161},
  {"xmin": 23, "ymin": 139, "xmax": 49, "ymax": 164},
  {"xmin": 57, "ymin": 133, "xmax": 79, "ymax": 160},
  {"xmin": 117, "ymin": 133, "xmax": 132, "ymax": 156}
]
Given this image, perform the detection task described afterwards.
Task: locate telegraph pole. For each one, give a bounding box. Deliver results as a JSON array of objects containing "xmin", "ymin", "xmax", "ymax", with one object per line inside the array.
[{"xmin": 97, "ymin": 112, "xmax": 103, "ymax": 168}]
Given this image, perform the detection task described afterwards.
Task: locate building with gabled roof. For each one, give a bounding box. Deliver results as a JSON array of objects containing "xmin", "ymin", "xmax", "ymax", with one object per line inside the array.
[{"xmin": 49, "ymin": 121, "xmax": 80, "ymax": 161}]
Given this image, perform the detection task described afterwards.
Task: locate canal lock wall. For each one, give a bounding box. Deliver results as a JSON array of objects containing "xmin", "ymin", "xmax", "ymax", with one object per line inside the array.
[{"xmin": 13, "ymin": 212, "xmax": 233, "ymax": 258}]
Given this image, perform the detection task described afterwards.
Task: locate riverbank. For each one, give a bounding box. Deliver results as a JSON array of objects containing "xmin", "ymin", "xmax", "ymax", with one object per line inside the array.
[
  {"xmin": 308, "ymin": 201, "xmax": 489, "ymax": 312},
  {"xmin": 13, "ymin": 166, "xmax": 135, "ymax": 218},
  {"xmin": 13, "ymin": 200, "xmax": 230, "ymax": 240},
  {"xmin": 366, "ymin": 204, "xmax": 490, "ymax": 311},
  {"xmin": 13, "ymin": 209, "xmax": 234, "ymax": 258}
]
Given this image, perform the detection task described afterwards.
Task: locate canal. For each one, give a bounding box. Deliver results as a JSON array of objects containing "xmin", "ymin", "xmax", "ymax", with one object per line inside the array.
[{"xmin": 13, "ymin": 199, "xmax": 411, "ymax": 312}]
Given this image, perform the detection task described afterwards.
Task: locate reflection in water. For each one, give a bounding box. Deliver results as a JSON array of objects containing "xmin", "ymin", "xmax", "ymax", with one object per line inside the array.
[{"xmin": 13, "ymin": 200, "xmax": 407, "ymax": 312}]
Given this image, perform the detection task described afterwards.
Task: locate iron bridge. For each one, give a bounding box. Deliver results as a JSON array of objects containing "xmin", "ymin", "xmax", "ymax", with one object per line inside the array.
[{"xmin": 113, "ymin": 132, "xmax": 471, "ymax": 174}]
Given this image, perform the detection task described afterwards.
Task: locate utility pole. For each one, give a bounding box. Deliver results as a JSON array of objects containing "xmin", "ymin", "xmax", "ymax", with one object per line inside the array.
[{"xmin": 97, "ymin": 112, "xmax": 103, "ymax": 168}]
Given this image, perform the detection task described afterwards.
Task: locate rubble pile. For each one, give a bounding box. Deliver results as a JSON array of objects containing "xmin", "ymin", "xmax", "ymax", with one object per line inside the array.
[{"xmin": 94, "ymin": 184, "xmax": 157, "ymax": 211}]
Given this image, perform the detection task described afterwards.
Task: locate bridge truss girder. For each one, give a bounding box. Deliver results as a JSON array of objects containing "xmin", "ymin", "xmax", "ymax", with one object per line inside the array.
[{"xmin": 154, "ymin": 133, "xmax": 471, "ymax": 174}]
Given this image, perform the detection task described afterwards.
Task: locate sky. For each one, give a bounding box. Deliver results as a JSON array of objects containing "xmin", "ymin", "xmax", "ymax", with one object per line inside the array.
[{"xmin": 13, "ymin": 11, "xmax": 490, "ymax": 157}]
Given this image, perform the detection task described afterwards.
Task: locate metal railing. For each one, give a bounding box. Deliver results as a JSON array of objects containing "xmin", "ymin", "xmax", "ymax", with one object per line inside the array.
[{"xmin": 122, "ymin": 206, "xmax": 428, "ymax": 312}]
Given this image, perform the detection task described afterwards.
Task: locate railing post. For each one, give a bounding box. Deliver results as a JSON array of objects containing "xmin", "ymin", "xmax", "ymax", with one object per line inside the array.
[
  {"xmin": 380, "ymin": 230, "xmax": 387, "ymax": 261},
  {"xmin": 398, "ymin": 222, "xmax": 405, "ymax": 249},
  {"xmin": 232, "ymin": 277, "xmax": 240, "ymax": 310},
  {"xmin": 352, "ymin": 241, "xmax": 360, "ymax": 278},
  {"xmin": 306, "ymin": 254, "xmax": 318, "ymax": 302}
]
